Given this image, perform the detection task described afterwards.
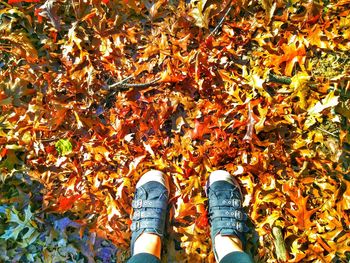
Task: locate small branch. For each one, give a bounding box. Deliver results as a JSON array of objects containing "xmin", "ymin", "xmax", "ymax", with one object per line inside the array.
[
  {"xmin": 207, "ymin": 4, "xmax": 233, "ymax": 38},
  {"xmin": 108, "ymin": 76, "xmax": 161, "ymax": 91},
  {"xmin": 268, "ymin": 73, "xmax": 292, "ymax": 85},
  {"xmin": 0, "ymin": 0, "xmax": 12, "ymax": 8},
  {"xmin": 272, "ymin": 226, "xmax": 288, "ymax": 262},
  {"xmin": 108, "ymin": 75, "xmax": 134, "ymax": 89},
  {"xmin": 38, "ymin": 137, "xmax": 59, "ymax": 142},
  {"xmin": 122, "ymin": 77, "xmax": 161, "ymax": 88},
  {"xmin": 316, "ymin": 127, "xmax": 338, "ymax": 137},
  {"xmin": 103, "ymin": 76, "xmax": 162, "ymax": 109}
]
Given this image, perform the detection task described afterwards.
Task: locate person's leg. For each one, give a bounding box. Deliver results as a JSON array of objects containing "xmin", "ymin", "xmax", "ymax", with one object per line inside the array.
[
  {"xmin": 215, "ymin": 234, "xmax": 244, "ymax": 261},
  {"xmin": 128, "ymin": 252, "xmax": 160, "ymax": 263},
  {"xmin": 219, "ymin": 251, "xmax": 253, "ymax": 263},
  {"xmin": 127, "ymin": 170, "xmax": 169, "ymax": 263},
  {"xmin": 206, "ymin": 170, "xmax": 254, "ymax": 263},
  {"xmin": 133, "ymin": 233, "xmax": 162, "ymax": 258}
]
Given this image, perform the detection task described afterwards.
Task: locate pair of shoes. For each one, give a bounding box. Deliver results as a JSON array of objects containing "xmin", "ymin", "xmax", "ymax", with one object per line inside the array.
[{"xmin": 129, "ymin": 169, "xmax": 249, "ymax": 260}]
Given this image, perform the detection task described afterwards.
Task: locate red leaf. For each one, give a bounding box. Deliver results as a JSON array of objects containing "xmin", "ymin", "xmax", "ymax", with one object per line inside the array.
[
  {"xmin": 191, "ymin": 118, "xmax": 212, "ymax": 140},
  {"xmin": 0, "ymin": 148, "xmax": 7, "ymax": 158},
  {"xmin": 54, "ymin": 194, "xmax": 82, "ymax": 213},
  {"xmin": 34, "ymin": 8, "xmax": 43, "ymax": 23},
  {"xmin": 195, "ymin": 210, "xmax": 209, "ymax": 228}
]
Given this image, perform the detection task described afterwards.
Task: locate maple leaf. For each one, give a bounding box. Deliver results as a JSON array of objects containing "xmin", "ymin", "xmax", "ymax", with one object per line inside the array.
[
  {"xmin": 306, "ymin": 25, "xmax": 330, "ymax": 49},
  {"xmin": 0, "ymin": 149, "xmax": 22, "ymax": 172},
  {"xmin": 191, "ymin": 118, "xmax": 212, "ymax": 140}
]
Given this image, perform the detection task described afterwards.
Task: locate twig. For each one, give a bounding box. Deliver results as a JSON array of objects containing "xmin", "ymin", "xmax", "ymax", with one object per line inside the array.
[
  {"xmin": 316, "ymin": 127, "xmax": 338, "ymax": 137},
  {"xmin": 108, "ymin": 75, "xmax": 134, "ymax": 88},
  {"xmin": 71, "ymin": 0, "xmax": 79, "ymax": 20},
  {"xmin": 272, "ymin": 226, "xmax": 288, "ymax": 261},
  {"xmin": 122, "ymin": 77, "xmax": 161, "ymax": 88},
  {"xmin": 207, "ymin": 4, "xmax": 233, "ymax": 38},
  {"xmin": 268, "ymin": 73, "xmax": 292, "ymax": 85},
  {"xmin": 103, "ymin": 76, "xmax": 162, "ymax": 109},
  {"xmin": 0, "ymin": 0, "xmax": 12, "ymax": 8},
  {"xmin": 38, "ymin": 137, "xmax": 59, "ymax": 142},
  {"xmin": 108, "ymin": 76, "xmax": 161, "ymax": 90}
]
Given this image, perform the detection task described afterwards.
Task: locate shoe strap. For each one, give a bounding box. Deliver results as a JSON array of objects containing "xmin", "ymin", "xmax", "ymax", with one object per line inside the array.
[
  {"xmin": 132, "ymin": 199, "xmax": 167, "ymax": 209},
  {"xmin": 210, "ymin": 198, "xmax": 241, "ymax": 208},
  {"xmin": 130, "ymin": 219, "xmax": 163, "ymax": 232},
  {"xmin": 210, "ymin": 209, "xmax": 247, "ymax": 220},
  {"xmin": 211, "ymin": 219, "xmax": 249, "ymax": 232},
  {"xmin": 132, "ymin": 210, "xmax": 162, "ymax": 220}
]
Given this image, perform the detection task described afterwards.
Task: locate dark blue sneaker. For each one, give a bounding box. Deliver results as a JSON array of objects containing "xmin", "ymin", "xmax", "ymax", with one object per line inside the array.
[
  {"xmin": 206, "ymin": 170, "xmax": 249, "ymax": 261},
  {"xmin": 130, "ymin": 170, "xmax": 169, "ymax": 256}
]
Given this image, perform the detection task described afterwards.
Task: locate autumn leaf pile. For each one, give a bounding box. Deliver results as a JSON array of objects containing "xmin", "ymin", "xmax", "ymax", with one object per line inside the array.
[{"xmin": 1, "ymin": 0, "xmax": 350, "ymax": 262}]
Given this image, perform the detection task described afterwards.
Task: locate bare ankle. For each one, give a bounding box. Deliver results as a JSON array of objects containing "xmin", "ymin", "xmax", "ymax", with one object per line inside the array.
[
  {"xmin": 133, "ymin": 233, "xmax": 162, "ymax": 259},
  {"xmin": 214, "ymin": 234, "xmax": 243, "ymax": 262}
]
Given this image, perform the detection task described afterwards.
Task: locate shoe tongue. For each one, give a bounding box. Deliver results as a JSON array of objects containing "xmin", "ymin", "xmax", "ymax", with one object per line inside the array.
[
  {"xmin": 210, "ymin": 180, "xmax": 234, "ymax": 189},
  {"xmin": 210, "ymin": 181, "xmax": 241, "ymax": 199},
  {"xmin": 140, "ymin": 181, "xmax": 168, "ymax": 200}
]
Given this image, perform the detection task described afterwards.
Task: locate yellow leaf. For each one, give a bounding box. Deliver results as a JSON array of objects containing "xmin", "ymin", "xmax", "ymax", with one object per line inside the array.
[
  {"xmin": 261, "ymin": 0, "xmax": 277, "ymax": 24},
  {"xmin": 308, "ymin": 91, "xmax": 339, "ymax": 115},
  {"xmin": 189, "ymin": 0, "xmax": 216, "ymax": 28},
  {"xmin": 2, "ymin": 32, "xmax": 38, "ymax": 63},
  {"xmin": 290, "ymin": 72, "xmax": 310, "ymax": 110}
]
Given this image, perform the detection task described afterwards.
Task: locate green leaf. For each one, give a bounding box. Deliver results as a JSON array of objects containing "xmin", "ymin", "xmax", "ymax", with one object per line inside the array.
[
  {"xmin": 0, "ymin": 205, "xmax": 38, "ymax": 245},
  {"xmin": 55, "ymin": 139, "xmax": 72, "ymax": 156},
  {"xmin": 0, "ymin": 149, "xmax": 22, "ymax": 170},
  {"xmin": 19, "ymin": 228, "xmax": 40, "ymax": 248}
]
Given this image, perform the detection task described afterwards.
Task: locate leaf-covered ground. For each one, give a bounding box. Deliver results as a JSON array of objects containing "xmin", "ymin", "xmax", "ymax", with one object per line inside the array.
[{"xmin": 1, "ymin": 0, "xmax": 350, "ymax": 262}]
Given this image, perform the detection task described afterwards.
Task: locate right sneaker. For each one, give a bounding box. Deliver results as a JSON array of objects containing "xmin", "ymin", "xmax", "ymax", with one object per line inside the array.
[{"xmin": 206, "ymin": 170, "xmax": 249, "ymax": 261}]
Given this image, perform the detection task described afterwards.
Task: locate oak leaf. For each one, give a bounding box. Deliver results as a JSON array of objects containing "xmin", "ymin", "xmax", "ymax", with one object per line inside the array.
[
  {"xmin": 285, "ymin": 188, "xmax": 318, "ymax": 230},
  {"xmin": 270, "ymin": 42, "xmax": 306, "ymax": 76},
  {"xmin": 189, "ymin": 0, "xmax": 216, "ymax": 29}
]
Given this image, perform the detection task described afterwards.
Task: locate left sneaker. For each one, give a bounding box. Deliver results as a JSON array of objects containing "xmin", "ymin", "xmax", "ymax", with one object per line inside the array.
[
  {"xmin": 130, "ymin": 170, "xmax": 170, "ymax": 256},
  {"xmin": 206, "ymin": 170, "xmax": 249, "ymax": 261}
]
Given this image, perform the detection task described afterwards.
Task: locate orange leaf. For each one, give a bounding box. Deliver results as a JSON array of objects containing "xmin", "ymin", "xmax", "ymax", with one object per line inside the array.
[
  {"xmin": 191, "ymin": 118, "xmax": 212, "ymax": 140},
  {"xmin": 285, "ymin": 188, "xmax": 318, "ymax": 230},
  {"xmin": 54, "ymin": 194, "xmax": 82, "ymax": 213}
]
